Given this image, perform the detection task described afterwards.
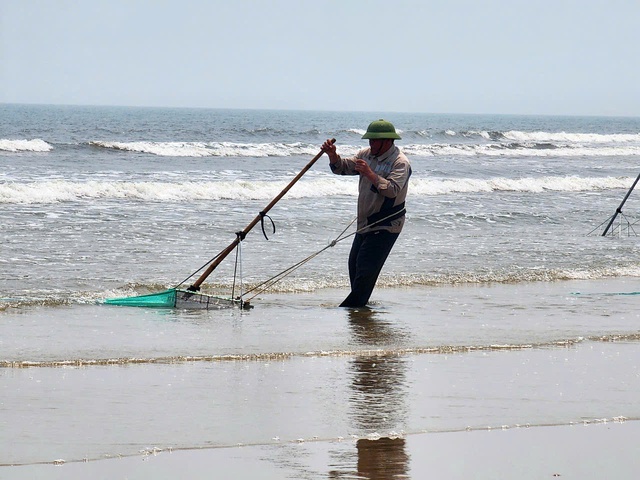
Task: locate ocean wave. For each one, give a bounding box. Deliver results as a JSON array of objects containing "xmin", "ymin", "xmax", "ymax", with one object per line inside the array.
[
  {"xmin": 423, "ymin": 130, "xmax": 640, "ymax": 145},
  {"xmin": 0, "ymin": 175, "xmax": 633, "ymax": 204},
  {"xmin": 377, "ymin": 265, "xmax": 640, "ymax": 287},
  {"xmin": 0, "ymin": 178, "xmax": 357, "ymax": 203},
  {"xmin": 346, "ymin": 128, "xmax": 366, "ymax": 136},
  {"xmin": 3, "ymin": 264, "xmax": 640, "ymax": 313},
  {"xmin": 251, "ymin": 264, "xmax": 640, "ymax": 293},
  {"xmin": 402, "ymin": 143, "xmax": 640, "ymax": 157},
  {"xmin": 90, "ymin": 138, "xmax": 640, "ymax": 159},
  {"xmin": 242, "ymin": 264, "xmax": 640, "ymax": 292},
  {"xmin": 8, "ymin": 136, "xmax": 639, "ymax": 158},
  {"xmin": 89, "ymin": 140, "xmax": 360, "ymax": 158},
  {"xmin": 411, "ymin": 175, "xmax": 633, "ymax": 195},
  {"xmin": 0, "ymin": 138, "xmax": 53, "ymax": 152},
  {"xmin": 502, "ymin": 130, "xmax": 640, "ymax": 144}
]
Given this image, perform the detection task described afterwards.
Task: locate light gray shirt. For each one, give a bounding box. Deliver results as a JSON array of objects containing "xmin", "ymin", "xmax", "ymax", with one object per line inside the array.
[{"xmin": 330, "ymin": 145, "xmax": 411, "ymax": 233}]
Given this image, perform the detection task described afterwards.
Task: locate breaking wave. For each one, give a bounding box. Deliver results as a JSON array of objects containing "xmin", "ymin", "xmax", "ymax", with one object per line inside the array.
[
  {"xmin": 85, "ymin": 136, "xmax": 640, "ymax": 158},
  {"xmin": 0, "ymin": 175, "xmax": 633, "ymax": 204},
  {"xmin": 5, "ymin": 131, "xmax": 640, "ymax": 158},
  {"xmin": 501, "ymin": 131, "xmax": 640, "ymax": 144},
  {"xmin": 89, "ymin": 140, "xmax": 345, "ymax": 158},
  {"xmin": 411, "ymin": 175, "xmax": 632, "ymax": 195},
  {"xmin": 3, "ymin": 264, "xmax": 640, "ymax": 313},
  {"xmin": 0, "ymin": 139, "xmax": 53, "ymax": 152},
  {"xmin": 434, "ymin": 130, "xmax": 640, "ymax": 144},
  {"xmin": 403, "ymin": 143, "xmax": 640, "ymax": 157}
]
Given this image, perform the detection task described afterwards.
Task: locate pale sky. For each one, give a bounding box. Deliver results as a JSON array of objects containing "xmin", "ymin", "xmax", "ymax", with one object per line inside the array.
[{"xmin": 1, "ymin": 0, "xmax": 638, "ymax": 116}]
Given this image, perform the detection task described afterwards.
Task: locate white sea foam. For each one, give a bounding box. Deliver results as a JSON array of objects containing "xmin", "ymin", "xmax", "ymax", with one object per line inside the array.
[
  {"xmin": 90, "ymin": 141, "xmax": 362, "ymax": 158},
  {"xmin": 377, "ymin": 264, "xmax": 640, "ymax": 287},
  {"xmin": 502, "ymin": 131, "xmax": 640, "ymax": 144},
  {"xmin": 90, "ymin": 141, "xmax": 212, "ymax": 157},
  {"xmin": 86, "ymin": 137, "xmax": 640, "ymax": 158},
  {"xmin": 403, "ymin": 143, "xmax": 640, "ymax": 157},
  {"xmin": 0, "ymin": 139, "xmax": 53, "ymax": 152},
  {"xmin": 0, "ymin": 178, "xmax": 358, "ymax": 204},
  {"xmin": 346, "ymin": 128, "xmax": 366, "ymax": 136},
  {"xmin": 411, "ymin": 175, "xmax": 632, "ymax": 195},
  {"xmin": 0, "ymin": 176, "xmax": 632, "ymax": 204}
]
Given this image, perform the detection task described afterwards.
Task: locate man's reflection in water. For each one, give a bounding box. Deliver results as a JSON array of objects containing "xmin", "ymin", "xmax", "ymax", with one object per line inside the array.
[
  {"xmin": 330, "ymin": 307, "xmax": 410, "ymax": 479},
  {"xmin": 356, "ymin": 437, "xmax": 409, "ymax": 480}
]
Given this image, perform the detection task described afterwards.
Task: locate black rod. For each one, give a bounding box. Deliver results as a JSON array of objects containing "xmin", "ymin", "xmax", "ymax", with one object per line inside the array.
[{"xmin": 602, "ymin": 171, "xmax": 640, "ymax": 236}]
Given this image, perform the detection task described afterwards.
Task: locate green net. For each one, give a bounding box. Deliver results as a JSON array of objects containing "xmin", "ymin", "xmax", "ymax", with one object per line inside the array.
[
  {"xmin": 104, "ymin": 288, "xmax": 244, "ymax": 309},
  {"xmin": 104, "ymin": 289, "xmax": 177, "ymax": 308}
]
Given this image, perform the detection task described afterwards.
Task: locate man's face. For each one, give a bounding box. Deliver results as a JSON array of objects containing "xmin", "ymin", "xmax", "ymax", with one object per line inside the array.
[{"xmin": 369, "ymin": 139, "xmax": 392, "ymax": 156}]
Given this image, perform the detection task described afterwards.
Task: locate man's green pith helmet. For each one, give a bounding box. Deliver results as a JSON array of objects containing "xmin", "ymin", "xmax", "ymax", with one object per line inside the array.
[{"xmin": 362, "ymin": 119, "xmax": 401, "ymax": 140}]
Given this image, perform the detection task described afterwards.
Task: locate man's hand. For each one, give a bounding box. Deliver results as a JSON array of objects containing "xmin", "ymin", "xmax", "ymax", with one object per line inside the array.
[
  {"xmin": 355, "ymin": 159, "xmax": 378, "ymax": 184},
  {"xmin": 321, "ymin": 138, "xmax": 339, "ymax": 163}
]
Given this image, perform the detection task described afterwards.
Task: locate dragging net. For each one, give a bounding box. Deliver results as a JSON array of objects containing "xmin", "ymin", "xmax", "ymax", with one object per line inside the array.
[
  {"xmin": 104, "ymin": 288, "xmax": 242, "ymax": 309},
  {"xmin": 104, "ymin": 289, "xmax": 177, "ymax": 308}
]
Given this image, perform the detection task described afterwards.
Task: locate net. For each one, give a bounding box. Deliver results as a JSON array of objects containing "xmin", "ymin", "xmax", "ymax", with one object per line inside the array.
[
  {"xmin": 104, "ymin": 288, "xmax": 242, "ymax": 309},
  {"xmin": 104, "ymin": 289, "xmax": 177, "ymax": 308}
]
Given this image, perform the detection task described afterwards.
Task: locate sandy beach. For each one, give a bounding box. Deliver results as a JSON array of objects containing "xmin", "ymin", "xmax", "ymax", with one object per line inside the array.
[
  {"xmin": 12, "ymin": 421, "xmax": 639, "ymax": 479},
  {"xmin": 3, "ymin": 280, "xmax": 640, "ymax": 478}
]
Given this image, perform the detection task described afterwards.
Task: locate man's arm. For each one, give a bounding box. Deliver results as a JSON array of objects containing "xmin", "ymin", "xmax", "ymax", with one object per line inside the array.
[{"xmin": 375, "ymin": 157, "xmax": 411, "ymax": 198}]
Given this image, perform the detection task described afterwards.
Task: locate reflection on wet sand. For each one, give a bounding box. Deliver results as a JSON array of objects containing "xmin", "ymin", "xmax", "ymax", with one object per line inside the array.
[
  {"xmin": 356, "ymin": 437, "xmax": 409, "ymax": 480},
  {"xmin": 330, "ymin": 308, "xmax": 411, "ymax": 478},
  {"xmin": 347, "ymin": 307, "xmax": 410, "ymax": 346}
]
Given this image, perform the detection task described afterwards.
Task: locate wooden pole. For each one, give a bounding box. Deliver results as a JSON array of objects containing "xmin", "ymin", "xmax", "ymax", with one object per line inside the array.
[{"xmin": 188, "ymin": 139, "xmax": 335, "ymax": 291}]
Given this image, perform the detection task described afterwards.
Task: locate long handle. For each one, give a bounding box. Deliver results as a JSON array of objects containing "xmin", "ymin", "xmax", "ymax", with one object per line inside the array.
[{"xmin": 188, "ymin": 139, "xmax": 335, "ymax": 291}]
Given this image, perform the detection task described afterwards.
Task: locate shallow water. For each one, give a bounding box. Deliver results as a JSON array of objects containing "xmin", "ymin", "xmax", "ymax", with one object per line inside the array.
[
  {"xmin": 2, "ymin": 279, "xmax": 640, "ymax": 365},
  {"xmin": 3, "ymin": 337, "xmax": 639, "ymax": 469},
  {"xmin": 3, "ymin": 106, "xmax": 640, "ymax": 476},
  {"xmin": 3, "ymin": 105, "xmax": 640, "ymax": 308},
  {"xmin": 2, "ymin": 280, "xmax": 640, "ymax": 469}
]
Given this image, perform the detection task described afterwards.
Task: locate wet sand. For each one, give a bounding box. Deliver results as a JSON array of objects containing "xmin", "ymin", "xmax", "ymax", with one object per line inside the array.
[
  {"xmin": 3, "ymin": 339, "xmax": 640, "ymax": 478},
  {"xmin": 2, "ymin": 280, "xmax": 640, "ymax": 478},
  {"xmin": 6, "ymin": 421, "xmax": 640, "ymax": 479}
]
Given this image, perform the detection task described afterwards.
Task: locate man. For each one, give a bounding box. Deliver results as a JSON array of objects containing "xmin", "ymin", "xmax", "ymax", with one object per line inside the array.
[{"xmin": 322, "ymin": 119, "xmax": 411, "ymax": 308}]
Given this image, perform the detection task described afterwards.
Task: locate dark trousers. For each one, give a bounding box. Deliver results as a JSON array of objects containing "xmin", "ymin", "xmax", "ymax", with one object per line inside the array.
[{"xmin": 340, "ymin": 230, "xmax": 399, "ymax": 308}]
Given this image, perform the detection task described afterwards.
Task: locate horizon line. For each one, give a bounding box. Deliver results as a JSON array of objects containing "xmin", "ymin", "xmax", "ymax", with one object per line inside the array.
[{"xmin": 2, "ymin": 102, "xmax": 640, "ymax": 120}]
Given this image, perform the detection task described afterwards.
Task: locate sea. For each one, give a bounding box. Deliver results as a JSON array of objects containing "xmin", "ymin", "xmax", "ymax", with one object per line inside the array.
[{"xmin": 2, "ymin": 104, "xmax": 640, "ymax": 478}]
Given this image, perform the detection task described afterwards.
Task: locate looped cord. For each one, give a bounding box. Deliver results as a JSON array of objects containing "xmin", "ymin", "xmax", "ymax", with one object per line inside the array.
[{"xmin": 259, "ymin": 211, "xmax": 276, "ymax": 240}]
